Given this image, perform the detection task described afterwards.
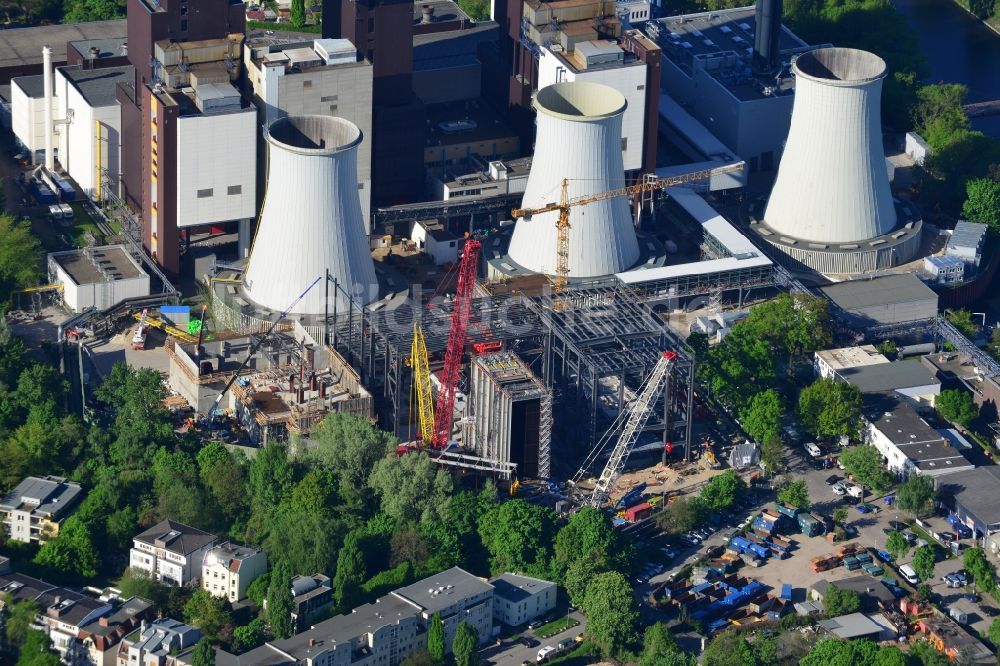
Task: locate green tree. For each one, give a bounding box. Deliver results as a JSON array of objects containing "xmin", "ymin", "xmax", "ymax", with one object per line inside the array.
[
  {"xmin": 743, "ymin": 293, "xmax": 833, "ymax": 369},
  {"xmin": 197, "ymin": 443, "xmax": 249, "ymax": 525},
  {"xmin": 246, "ymin": 573, "xmax": 271, "ymax": 606},
  {"xmin": 267, "ymin": 471, "xmax": 341, "ymax": 576},
  {"xmin": 0, "ymin": 214, "xmax": 44, "ymax": 305},
  {"xmin": 333, "ymin": 529, "xmax": 367, "ymax": 612},
  {"xmin": 700, "ymin": 326, "xmax": 776, "ymax": 412},
  {"xmin": 94, "ymin": 363, "xmax": 175, "ymax": 472},
  {"xmin": 33, "ymin": 515, "xmax": 100, "ymax": 580},
  {"xmin": 191, "ymin": 638, "xmax": 216, "ymax": 666},
  {"xmin": 552, "ymin": 507, "xmax": 630, "ymax": 581},
  {"xmin": 760, "ymin": 437, "xmax": 785, "ymax": 476},
  {"xmin": 183, "ymin": 590, "xmax": 231, "ymax": 643},
  {"xmin": 896, "ymin": 474, "xmax": 936, "ymax": 517},
  {"xmin": 457, "ymin": 0, "xmax": 489, "ymax": 19},
  {"xmin": 639, "ymin": 623, "xmax": 696, "ymax": 666},
  {"xmin": 963, "ymin": 548, "xmax": 996, "ymax": 593},
  {"xmin": 428, "ymin": 613, "xmax": 446, "ymax": 664},
  {"xmin": 304, "ymin": 413, "xmax": 394, "ymax": 505},
  {"xmin": 969, "ymin": 0, "xmax": 996, "ymax": 18},
  {"xmin": 913, "ymin": 544, "xmax": 937, "ymax": 581},
  {"xmin": 563, "ymin": 556, "xmax": 603, "ymax": 606},
  {"xmin": 63, "ymin": 0, "xmax": 123, "ymax": 22},
  {"xmin": 702, "ymin": 630, "xmax": 757, "ymax": 666},
  {"xmin": 368, "ymin": 451, "xmax": 453, "ymax": 524},
  {"xmin": 290, "ymin": 0, "xmax": 305, "ymax": 26},
  {"xmin": 873, "ymin": 646, "xmax": 908, "ymax": 666},
  {"xmin": 246, "ymin": 441, "xmax": 294, "ymax": 543},
  {"xmin": 935, "ymin": 389, "xmax": 979, "ymax": 427},
  {"xmin": 839, "ymin": 445, "xmax": 894, "ymax": 493},
  {"xmin": 777, "ymin": 479, "xmax": 810, "ymax": 509},
  {"xmin": 15, "ymin": 629, "xmax": 60, "ymax": 666},
  {"xmin": 914, "ymin": 84, "xmax": 969, "ymax": 150},
  {"xmin": 798, "ymin": 379, "xmax": 863, "ymax": 440},
  {"xmin": 686, "ymin": 332, "xmax": 710, "ymax": 361},
  {"xmin": 655, "ymin": 496, "xmax": 702, "ymax": 535},
  {"xmin": 232, "ymin": 618, "xmax": 265, "ymax": 653},
  {"xmin": 740, "ymin": 390, "xmax": 784, "ymax": 444},
  {"xmin": 962, "ymin": 178, "xmax": 1000, "ymax": 230},
  {"xmin": 823, "ymin": 584, "xmax": 861, "ymax": 617},
  {"xmin": 698, "ymin": 470, "xmax": 745, "ymax": 512},
  {"xmin": 580, "ymin": 571, "xmax": 638, "ymax": 654},
  {"xmin": 833, "ymin": 507, "xmax": 848, "ymax": 525},
  {"xmin": 478, "ymin": 499, "xmax": 556, "ymax": 576},
  {"xmin": 4, "ymin": 599, "xmax": 39, "ymax": 649},
  {"xmin": 266, "ymin": 561, "xmax": 294, "ymax": 639},
  {"xmin": 945, "ymin": 310, "xmax": 980, "ymax": 340},
  {"xmin": 885, "ymin": 531, "xmax": 910, "ymax": 561},
  {"xmin": 875, "ymin": 340, "xmax": 898, "ymax": 359},
  {"xmin": 799, "ymin": 639, "xmax": 880, "ymax": 666},
  {"xmin": 453, "ymin": 621, "xmax": 479, "ymax": 666}
]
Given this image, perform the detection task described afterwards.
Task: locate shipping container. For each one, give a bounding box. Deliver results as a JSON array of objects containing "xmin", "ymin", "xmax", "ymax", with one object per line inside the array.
[
  {"xmin": 776, "ymin": 502, "xmax": 801, "ymax": 519},
  {"xmin": 625, "ymin": 502, "xmax": 653, "ymax": 522}
]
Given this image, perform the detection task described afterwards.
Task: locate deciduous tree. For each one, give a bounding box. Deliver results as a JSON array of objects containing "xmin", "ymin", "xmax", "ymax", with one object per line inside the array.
[
  {"xmin": 740, "ymin": 390, "xmax": 784, "ymax": 444},
  {"xmin": 266, "ymin": 561, "xmax": 294, "ymax": 639},
  {"xmin": 452, "ymin": 621, "xmax": 479, "ymax": 666},
  {"xmin": 885, "ymin": 531, "xmax": 910, "ymax": 561},
  {"xmin": 191, "ymin": 638, "xmax": 216, "ymax": 666},
  {"xmin": 580, "ymin": 571, "xmax": 638, "ymax": 654},
  {"xmin": 305, "ymin": 413, "xmax": 394, "ymax": 504},
  {"xmin": 913, "ymin": 544, "xmax": 937, "ymax": 581},
  {"xmin": 639, "ymin": 623, "xmax": 695, "ymax": 666},
  {"xmin": 428, "ymin": 613, "xmax": 446, "ymax": 664},
  {"xmin": 183, "ymin": 590, "xmax": 231, "ymax": 643},
  {"xmin": 823, "ymin": 584, "xmax": 861, "ymax": 617},
  {"xmin": 798, "ymin": 379, "xmax": 862, "ymax": 440},
  {"xmin": 478, "ymin": 499, "xmax": 556, "ymax": 576},
  {"xmin": 368, "ymin": 451, "xmax": 453, "ymax": 524},
  {"xmin": 0, "ymin": 214, "xmax": 43, "ymax": 305},
  {"xmin": 777, "ymin": 479, "xmax": 810, "ymax": 509},
  {"xmin": 963, "ymin": 548, "xmax": 996, "ymax": 592},
  {"xmin": 698, "ymin": 470, "xmax": 745, "ymax": 512},
  {"xmin": 896, "ymin": 474, "xmax": 936, "ymax": 517},
  {"xmin": 552, "ymin": 507, "xmax": 630, "ymax": 581},
  {"xmin": 935, "ymin": 389, "xmax": 979, "ymax": 427},
  {"xmin": 333, "ymin": 529, "xmax": 367, "ymax": 612},
  {"xmin": 839, "ymin": 445, "xmax": 894, "ymax": 493},
  {"xmin": 962, "ymin": 177, "xmax": 1000, "ymax": 230},
  {"xmin": 33, "ymin": 516, "xmax": 99, "ymax": 580}
]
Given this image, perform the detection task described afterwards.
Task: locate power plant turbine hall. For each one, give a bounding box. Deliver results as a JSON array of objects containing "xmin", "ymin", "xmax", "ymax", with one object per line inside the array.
[
  {"xmin": 243, "ymin": 115, "xmax": 378, "ymax": 315},
  {"xmin": 506, "ymin": 82, "xmax": 640, "ymax": 278}
]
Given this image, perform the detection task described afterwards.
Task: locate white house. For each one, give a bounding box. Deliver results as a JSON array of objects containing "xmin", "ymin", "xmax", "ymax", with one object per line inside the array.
[
  {"xmin": 489, "ymin": 573, "xmax": 556, "ymax": 626},
  {"xmin": 201, "ymin": 542, "xmax": 267, "ymax": 603},
  {"xmin": 129, "ymin": 520, "xmax": 218, "ymax": 587},
  {"xmin": 411, "ymin": 219, "xmax": 461, "ymax": 265}
]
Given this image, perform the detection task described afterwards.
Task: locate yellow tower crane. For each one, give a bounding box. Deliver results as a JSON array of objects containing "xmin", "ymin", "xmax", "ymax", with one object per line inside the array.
[
  {"xmin": 410, "ymin": 322, "xmax": 435, "ymax": 444},
  {"xmin": 510, "ymin": 162, "xmax": 746, "ymax": 307}
]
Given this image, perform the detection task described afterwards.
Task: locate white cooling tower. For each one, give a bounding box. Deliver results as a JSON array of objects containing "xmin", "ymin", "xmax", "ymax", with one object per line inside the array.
[
  {"xmin": 506, "ymin": 82, "xmax": 640, "ymax": 278},
  {"xmin": 243, "ymin": 115, "xmax": 377, "ymax": 315},
  {"xmin": 764, "ymin": 48, "xmax": 897, "ymax": 243}
]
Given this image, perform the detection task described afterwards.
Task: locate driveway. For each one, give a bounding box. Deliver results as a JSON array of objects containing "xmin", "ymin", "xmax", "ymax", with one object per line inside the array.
[{"xmin": 483, "ymin": 612, "xmax": 587, "ymax": 666}]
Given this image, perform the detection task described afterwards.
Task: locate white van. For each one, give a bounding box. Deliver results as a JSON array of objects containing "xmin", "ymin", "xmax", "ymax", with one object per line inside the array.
[
  {"xmin": 804, "ymin": 442, "xmax": 822, "ymax": 458},
  {"xmin": 899, "ymin": 564, "xmax": 920, "ymax": 585},
  {"xmin": 846, "ymin": 484, "xmax": 863, "ymax": 499},
  {"xmin": 537, "ymin": 646, "xmax": 556, "ymax": 662}
]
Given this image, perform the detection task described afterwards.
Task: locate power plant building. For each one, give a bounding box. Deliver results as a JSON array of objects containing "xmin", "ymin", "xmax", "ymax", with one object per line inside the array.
[
  {"xmin": 505, "ymin": 82, "xmax": 640, "ymax": 278},
  {"xmin": 753, "ymin": 47, "xmax": 921, "ymax": 273},
  {"xmin": 243, "ymin": 36, "xmax": 374, "ymax": 232},
  {"xmin": 470, "ymin": 352, "xmax": 552, "ymax": 479},
  {"xmin": 645, "ymin": 5, "xmax": 811, "ymax": 172}
]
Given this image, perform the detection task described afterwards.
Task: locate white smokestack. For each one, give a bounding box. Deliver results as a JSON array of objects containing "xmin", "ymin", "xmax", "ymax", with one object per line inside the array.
[
  {"xmin": 763, "ymin": 47, "xmax": 896, "ymax": 244},
  {"xmin": 43, "ymin": 45, "xmax": 53, "ymax": 171},
  {"xmin": 506, "ymin": 81, "xmax": 640, "ymax": 278},
  {"xmin": 243, "ymin": 115, "xmax": 377, "ymax": 315}
]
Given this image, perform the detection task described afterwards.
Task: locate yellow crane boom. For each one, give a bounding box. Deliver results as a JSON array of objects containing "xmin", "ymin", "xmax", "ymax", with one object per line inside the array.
[
  {"xmin": 511, "ymin": 162, "xmax": 746, "ymax": 303},
  {"xmin": 411, "ymin": 322, "xmax": 435, "ymax": 443}
]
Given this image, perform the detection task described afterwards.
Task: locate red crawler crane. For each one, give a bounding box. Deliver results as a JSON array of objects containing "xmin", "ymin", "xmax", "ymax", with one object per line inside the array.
[{"xmin": 431, "ymin": 239, "xmax": 481, "ymax": 448}]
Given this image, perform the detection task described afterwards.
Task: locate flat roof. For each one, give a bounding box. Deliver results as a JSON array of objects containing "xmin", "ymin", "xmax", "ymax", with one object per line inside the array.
[
  {"xmin": 864, "ymin": 393, "xmax": 972, "ymax": 472},
  {"xmin": 939, "ymin": 466, "xmax": 1000, "ymax": 527},
  {"xmin": 820, "ymin": 272, "xmax": 937, "ymax": 311},
  {"xmin": 0, "ymin": 20, "xmax": 126, "ymax": 72},
  {"xmin": 490, "ymin": 573, "xmax": 554, "ymax": 603},
  {"xmin": 62, "ymin": 64, "xmax": 134, "ymax": 107},
  {"xmin": 657, "ymin": 94, "xmax": 735, "ymax": 161},
  {"xmin": 950, "ymin": 221, "xmax": 987, "ymax": 249},
  {"xmin": 414, "ymin": 21, "xmax": 499, "ymax": 67},
  {"xmin": 0, "ymin": 475, "xmax": 83, "ymax": 517},
  {"xmin": 838, "ymin": 358, "xmax": 939, "ymax": 394},
  {"xmin": 811, "ymin": 577, "xmax": 895, "ymax": 606},
  {"xmin": 425, "ymin": 101, "xmax": 518, "ymax": 147},
  {"xmin": 392, "ymin": 566, "xmax": 494, "ymax": 615},
  {"xmin": 817, "ymin": 613, "xmax": 884, "ymax": 639},
  {"xmin": 51, "ymin": 245, "xmax": 145, "ymax": 285},
  {"xmin": 815, "ymin": 345, "xmax": 890, "ymax": 373},
  {"xmin": 645, "ymin": 7, "xmax": 807, "ymax": 101},
  {"xmin": 68, "ymin": 36, "xmax": 127, "ymax": 62}
]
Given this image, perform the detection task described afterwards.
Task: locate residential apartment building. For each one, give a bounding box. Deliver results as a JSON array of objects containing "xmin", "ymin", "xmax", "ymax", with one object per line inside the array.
[
  {"xmin": 0, "ymin": 475, "xmax": 83, "ymax": 544},
  {"xmin": 243, "ymin": 36, "xmax": 374, "ymax": 232},
  {"xmin": 129, "ymin": 520, "xmax": 218, "ymax": 587},
  {"xmin": 225, "ymin": 567, "xmax": 496, "ymax": 665},
  {"xmin": 489, "ymin": 573, "xmax": 556, "ymax": 626},
  {"xmin": 0, "ymin": 568, "xmax": 151, "ymax": 666},
  {"xmin": 201, "ymin": 542, "xmax": 267, "ymax": 602},
  {"xmin": 291, "ymin": 573, "xmax": 334, "ymax": 625},
  {"xmin": 117, "ymin": 618, "xmax": 202, "ymax": 666},
  {"xmin": 814, "ymin": 345, "xmax": 890, "ymax": 381}
]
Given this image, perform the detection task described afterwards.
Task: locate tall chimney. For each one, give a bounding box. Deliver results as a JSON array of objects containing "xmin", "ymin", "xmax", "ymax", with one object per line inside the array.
[
  {"xmin": 42, "ymin": 46, "xmax": 54, "ymax": 171},
  {"xmin": 752, "ymin": 0, "xmax": 782, "ymax": 77}
]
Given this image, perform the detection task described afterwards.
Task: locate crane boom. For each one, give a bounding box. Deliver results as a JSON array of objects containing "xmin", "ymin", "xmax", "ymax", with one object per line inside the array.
[
  {"xmin": 431, "ymin": 239, "xmax": 481, "ymax": 447},
  {"xmin": 584, "ymin": 351, "xmax": 677, "ymax": 508},
  {"xmin": 411, "ymin": 322, "xmax": 435, "ymax": 443}
]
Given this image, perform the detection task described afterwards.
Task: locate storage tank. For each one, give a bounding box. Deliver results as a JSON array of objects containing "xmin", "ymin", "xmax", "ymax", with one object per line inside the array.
[
  {"xmin": 506, "ymin": 82, "xmax": 640, "ymax": 278},
  {"xmin": 243, "ymin": 115, "xmax": 377, "ymax": 315},
  {"xmin": 763, "ymin": 48, "xmax": 897, "ymax": 244}
]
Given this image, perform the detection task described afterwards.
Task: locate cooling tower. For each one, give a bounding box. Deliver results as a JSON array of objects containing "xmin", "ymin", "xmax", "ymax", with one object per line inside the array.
[
  {"xmin": 243, "ymin": 115, "xmax": 377, "ymax": 315},
  {"xmin": 764, "ymin": 48, "xmax": 897, "ymax": 244},
  {"xmin": 506, "ymin": 82, "xmax": 640, "ymax": 278}
]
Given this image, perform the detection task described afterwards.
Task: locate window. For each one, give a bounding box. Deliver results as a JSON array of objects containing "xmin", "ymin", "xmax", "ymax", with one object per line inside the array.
[
  {"xmin": 621, "ymin": 137, "xmax": 628, "ymax": 151},
  {"xmin": 368, "ymin": 17, "xmax": 375, "ymax": 32},
  {"xmin": 227, "ymin": 185, "xmax": 242, "ymax": 195},
  {"xmin": 303, "ymin": 80, "xmax": 312, "ymax": 89},
  {"xmin": 197, "ymin": 188, "xmax": 214, "ymax": 198},
  {"xmin": 321, "ymin": 95, "xmax": 338, "ymax": 102},
  {"xmin": 637, "ymin": 84, "xmax": 645, "ymax": 90},
  {"xmin": 329, "ymin": 105, "xmax": 338, "ymax": 112},
  {"xmin": 180, "ymin": 19, "xmax": 188, "ymax": 31}
]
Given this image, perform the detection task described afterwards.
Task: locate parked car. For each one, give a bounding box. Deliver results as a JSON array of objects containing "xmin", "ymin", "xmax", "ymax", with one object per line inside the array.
[
  {"xmin": 938, "ymin": 532, "xmax": 957, "ymax": 543},
  {"xmin": 832, "ymin": 483, "xmax": 847, "ymax": 496},
  {"xmin": 899, "ymin": 564, "xmax": 921, "ymax": 585},
  {"xmin": 889, "ymin": 520, "xmax": 908, "ymax": 531},
  {"xmin": 825, "ymin": 474, "xmax": 842, "ymax": 485},
  {"xmin": 875, "ymin": 549, "xmax": 894, "ymax": 563},
  {"xmin": 528, "ymin": 620, "xmax": 544, "ymax": 630},
  {"xmin": 901, "ymin": 531, "xmax": 918, "ymax": 545},
  {"xmin": 954, "ymin": 524, "xmax": 972, "ymax": 538},
  {"xmin": 521, "ymin": 637, "xmax": 540, "ymax": 648},
  {"xmin": 942, "ymin": 572, "xmax": 968, "ymax": 588}
]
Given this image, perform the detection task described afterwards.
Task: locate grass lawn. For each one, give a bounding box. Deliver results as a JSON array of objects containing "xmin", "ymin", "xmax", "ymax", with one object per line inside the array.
[
  {"xmin": 63, "ymin": 203, "xmax": 105, "ymax": 248},
  {"xmin": 546, "ymin": 640, "xmax": 600, "ymax": 666},
  {"xmin": 535, "ymin": 616, "xmax": 579, "ymax": 639}
]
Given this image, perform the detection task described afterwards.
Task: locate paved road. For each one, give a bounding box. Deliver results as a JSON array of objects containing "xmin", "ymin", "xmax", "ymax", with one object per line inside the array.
[{"xmin": 482, "ymin": 612, "xmax": 587, "ymax": 666}]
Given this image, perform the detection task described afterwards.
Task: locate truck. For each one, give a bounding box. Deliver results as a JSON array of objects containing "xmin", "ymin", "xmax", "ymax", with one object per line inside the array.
[
  {"xmin": 798, "ymin": 512, "xmax": 824, "ymax": 537},
  {"xmin": 537, "ymin": 647, "xmax": 556, "ymax": 662},
  {"xmin": 556, "ymin": 638, "xmax": 575, "ymax": 651}
]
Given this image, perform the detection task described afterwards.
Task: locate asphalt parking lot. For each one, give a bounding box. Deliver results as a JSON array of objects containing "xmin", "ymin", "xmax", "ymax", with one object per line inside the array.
[{"xmin": 482, "ymin": 612, "xmax": 587, "ymax": 666}]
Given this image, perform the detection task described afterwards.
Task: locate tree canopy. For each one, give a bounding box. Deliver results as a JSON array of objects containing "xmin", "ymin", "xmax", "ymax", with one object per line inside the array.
[
  {"xmin": 797, "ymin": 379, "xmax": 862, "ymax": 440},
  {"xmin": 935, "ymin": 388, "xmax": 979, "ymax": 427},
  {"xmin": 740, "ymin": 390, "xmax": 784, "ymax": 445},
  {"xmin": 478, "ymin": 499, "xmax": 556, "ymax": 576},
  {"xmin": 0, "ymin": 214, "xmax": 43, "ymax": 306},
  {"xmin": 895, "ymin": 474, "xmax": 936, "ymax": 517},
  {"xmin": 452, "ymin": 621, "xmax": 479, "ymax": 666},
  {"xmin": 839, "ymin": 445, "xmax": 894, "ymax": 493},
  {"xmin": 580, "ymin": 571, "xmax": 639, "ymax": 654},
  {"xmin": 885, "ymin": 531, "xmax": 910, "ymax": 561},
  {"xmin": 368, "ymin": 451, "xmax": 453, "ymax": 524},
  {"xmin": 912, "ymin": 544, "xmax": 938, "ymax": 581},
  {"xmin": 777, "ymin": 479, "xmax": 810, "ymax": 509},
  {"xmin": 823, "ymin": 584, "xmax": 861, "ymax": 617},
  {"xmin": 962, "ymin": 178, "xmax": 1000, "ymax": 231}
]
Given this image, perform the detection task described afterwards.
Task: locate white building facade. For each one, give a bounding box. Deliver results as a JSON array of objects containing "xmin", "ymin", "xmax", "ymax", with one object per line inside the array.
[
  {"xmin": 128, "ymin": 521, "xmax": 218, "ymax": 587},
  {"xmin": 489, "ymin": 573, "xmax": 556, "ymax": 626},
  {"xmin": 201, "ymin": 542, "xmax": 267, "ymax": 603}
]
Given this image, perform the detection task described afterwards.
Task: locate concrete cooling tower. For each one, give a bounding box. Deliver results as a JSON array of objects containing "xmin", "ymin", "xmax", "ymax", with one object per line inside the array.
[
  {"xmin": 243, "ymin": 115, "xmax": 377, "ymax": 315},
  {"xmin": 506, "ymin": 82, "xmax": 640, "ymax": 278},
  {"xmin": 756, "ymin": 47, "xmax": 920, "ymax": 274}
]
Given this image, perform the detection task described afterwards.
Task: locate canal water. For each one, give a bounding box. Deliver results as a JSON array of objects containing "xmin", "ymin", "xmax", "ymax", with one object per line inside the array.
[{"xmin": 892, "ymin": 0, "xmax": 1000, "ymax": 138}]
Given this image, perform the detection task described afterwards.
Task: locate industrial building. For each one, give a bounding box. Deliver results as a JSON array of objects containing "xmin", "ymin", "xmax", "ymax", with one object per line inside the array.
[
  {"xmin": 243, "ymin": 36, "xmax": 375, "ymax": 231},
  {"xmin": 946, "ymin": 221, "xmax": 988, "ymax": 274},
  {"xmin": 48, "ymin": 245, "xmax": 151, "ymax": 313},
  {"xmin": 0, "ymin": 20, "xmax": 126, "ymax": 85},
  {"xmin": 0, "ymin": 476, "xmax": 83, "ymax": 544},
  {"xmin": 753, "ymin": 47, "xmax": 922, "ymax": 273},
  {"xmin": 814, "ymin": 345, "xmax": 890, "ymax": 380},
  {"xmin": 644, "ymin": 4, "xmax": 811, "ymax": 172},
  {"xmin": 469, "ymin": 351, "xmax": 553, "ymax": 478},
  {"xmin": 428, "ymin": 156, "xmax": 531, "ymax": 203},
  {"xmin": 820, "ymin": 273, "xmax": 938, "ymax": 329},
  {"xmin": 938, "ymin": 466, "xmax": 1000, "ymax": 546}
]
